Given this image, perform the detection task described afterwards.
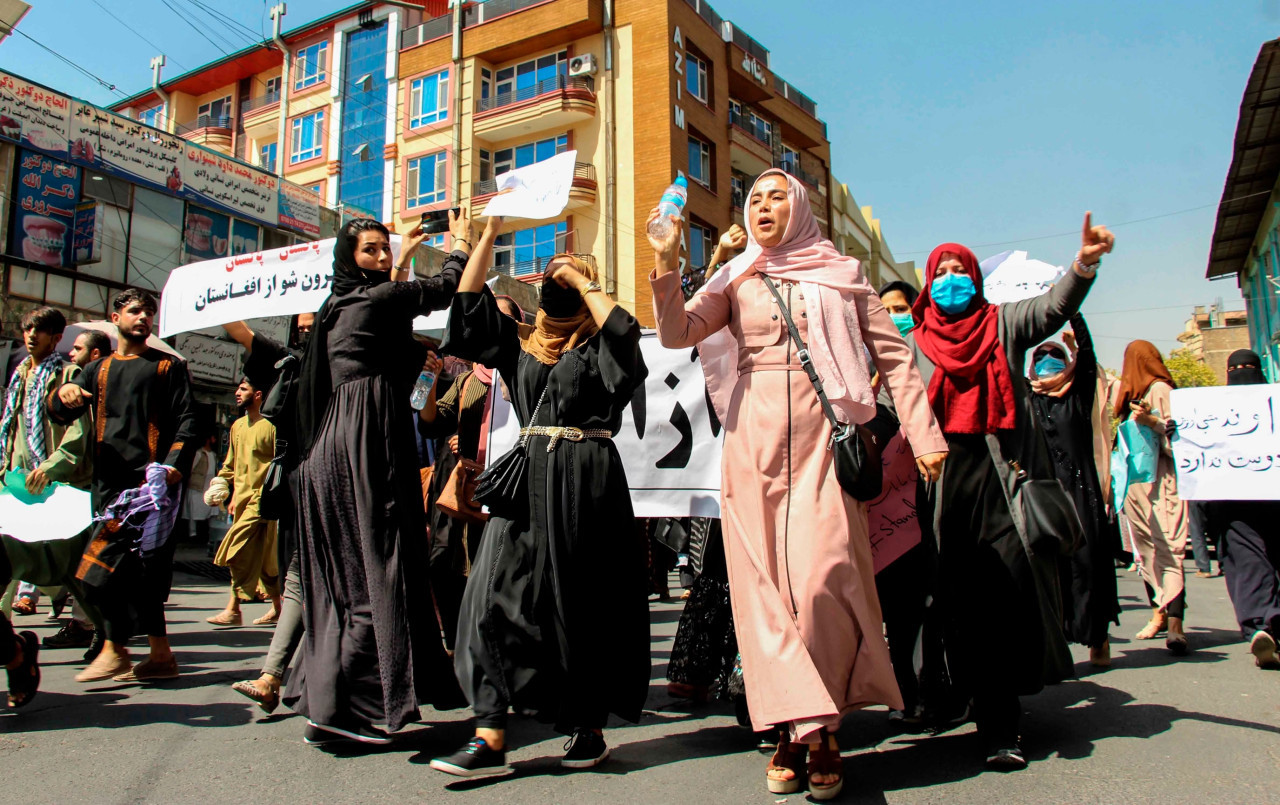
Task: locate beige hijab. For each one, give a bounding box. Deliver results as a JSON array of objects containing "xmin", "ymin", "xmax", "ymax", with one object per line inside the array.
[{"xmin": 519, "ymin": 254, "xmax": 599, "ymax": 366}]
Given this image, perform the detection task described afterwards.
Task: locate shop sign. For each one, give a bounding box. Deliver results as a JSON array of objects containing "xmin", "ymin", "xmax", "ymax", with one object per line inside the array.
[
  {"xmin": 10, "ymin": 148, "xmax": 80, "ymax": 268},
  {"xmin": 71, "ymin": 200, "xmax": 102, "ymax": 265},
  {"xmin": 0, "ymin": 73, "xmax": 70, "ymax": 158}
]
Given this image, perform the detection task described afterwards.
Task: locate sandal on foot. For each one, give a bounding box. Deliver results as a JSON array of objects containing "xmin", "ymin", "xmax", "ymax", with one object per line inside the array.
[
  {"xmin": 808, "ymin": 729, "xmax": 844, "ymax": 801},
  {"xmin": 766, "ymin": 735, "xmax": 808, "ymax": 795},
  {"xmin": 232, "ymin": 679, "xmax": 281, "ymax": 713},
  {"xmin": 252, "ymin": 611, "xmax": 279, "ymax": 626},
  {"xmin": 75, "ymin": 654, "xmax": 131, "ymax": 683},
  {"xmin": 1135, "ymin": 616, "xmax": 1167, "ymax": 640},
  {"xmin": 207, "ymin": 612, "xmax": 242, "ymax": 627},
  {"xmin": 6, "ymin": 631, "xmax": 40, "ymax": 708},
  {"xmin": 10, "ymin": 597, "xmax": 36, "ymax": 616},
  {"xmin": 114, "ymin": 657, "xmax": 179, "ymax": 682}
]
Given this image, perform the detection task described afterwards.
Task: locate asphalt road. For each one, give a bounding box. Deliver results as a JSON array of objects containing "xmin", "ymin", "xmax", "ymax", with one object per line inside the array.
[{"xmin": 1, "ymin": 564, "xmax": 1276, "ymax": 805}]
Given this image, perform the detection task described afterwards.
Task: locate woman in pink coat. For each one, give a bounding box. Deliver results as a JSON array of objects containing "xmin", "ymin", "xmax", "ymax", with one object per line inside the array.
[{"xmin": 648, "ymin": 170, "xmax": 947, "ymax": 799}]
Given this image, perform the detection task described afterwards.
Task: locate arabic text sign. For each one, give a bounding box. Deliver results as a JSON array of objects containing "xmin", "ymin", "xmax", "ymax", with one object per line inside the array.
[
  {"xmin": 278, "ymin": 181, "xmax": 322, "ymax": 237},
  {"xmin": 159, "ymin": 239, "xmax": 333, "ymax": 337},
  {"xmin": 175, "ymin": 333, "xmax": 244, "ymax": 384},
  {"xmin": 0, "ymin": 72, "xmax": 71, "ymax": 158},
  {"xmin": 481, "ymin": 150, "xmax": 577, "ymax": 220},
  {"xmin": 11, "ymin": 148, "xmax": 80, "ymax": 268},
  {"xmin": 1170, "ymin": 384, "xmax": 1280, "ymax": 500},
  {"xmin": 69, "ymin": 103, "xmax": 184, "ymax": 191},
  {"xmin": 183, "ymin": 146, "xmax": 279, "ymax": 224}
]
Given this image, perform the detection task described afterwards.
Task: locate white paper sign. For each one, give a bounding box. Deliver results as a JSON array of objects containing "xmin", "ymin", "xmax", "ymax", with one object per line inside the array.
[
  {"xmin": 485, "ymin": 331, "xmax": 724, "ymax": 517},
  {"xmin": 1170, "ymin": 384, "xmax": 1280, "ymax": 500},
  {"xmin": 979, "ymin": 249, "xmax": 1067, "ymax": 306},
  {"xmin": 480, "ymin": 150, "xmax": 577, "ymax": 220},
  {"xmin": 175, "ymin": 332, "xmax": 244, "ymax": 383},
  {"xmin": 0, "ymin": 484, "xmax": 93, "ymax": 543},
  {"xmin": 158, "ymin": 237, "xmax": 402, "ymax": 337}
]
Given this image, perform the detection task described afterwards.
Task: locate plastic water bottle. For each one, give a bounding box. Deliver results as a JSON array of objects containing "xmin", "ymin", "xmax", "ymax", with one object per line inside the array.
[
  {"xmin": 409, "ymin": 370, "xmax": 437, "ymax": 410},
  {"xmin": 647, "ymin": 175, "xmax": 688, "ymax": 239}
]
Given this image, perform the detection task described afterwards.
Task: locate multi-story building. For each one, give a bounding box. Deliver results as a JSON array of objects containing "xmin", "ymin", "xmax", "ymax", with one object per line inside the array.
[
  {"xmin": 109, "ymin": 0, "xmax": 907, "ymax": 326},
  {"xmin": 1176, "ymin": 303, "xmax": 1249, "ymax": 384},
  {"xmin": 1208, "ymin": 37, "xmax": 1280, "ymax": 378},
  {"xmin": 829, "ymin": 179, "xmax": 915, "ymax": 290}
]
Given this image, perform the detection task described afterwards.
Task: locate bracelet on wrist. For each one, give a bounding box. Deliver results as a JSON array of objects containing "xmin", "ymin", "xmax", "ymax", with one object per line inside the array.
[{"xmin": 579, "ymin": 280, "xmax": 603, "ymax": 298}]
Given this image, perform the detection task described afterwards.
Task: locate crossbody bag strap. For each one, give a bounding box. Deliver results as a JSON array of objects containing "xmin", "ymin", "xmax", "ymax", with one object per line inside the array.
[
  {"xmin": 982, "ymin": 433, "xmax": 1036, "ymax": 563},
  {"xmin": 760, "ymin": 276, "xmax": 845, "ymax": 439}
]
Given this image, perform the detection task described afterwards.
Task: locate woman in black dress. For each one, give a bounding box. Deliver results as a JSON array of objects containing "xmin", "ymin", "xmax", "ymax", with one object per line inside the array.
[
  {"xmin": 430, "ymin": 214, "xmax": 649, "ymax": 778},
  {"xmin": 1027, "ymin": 315, "xmax": 1120, "ymax": 667},
  {"xmin": 287, "ymin": 217, "xmax": 466, "ymax": 745}
]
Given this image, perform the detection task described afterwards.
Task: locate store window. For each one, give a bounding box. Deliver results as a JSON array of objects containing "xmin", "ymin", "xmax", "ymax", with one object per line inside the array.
[
  {"xmin": 294, "ymin": 41, "xmax": 329, "ymax": 90},
  {"xmin": 406, "ymin": 151, "xmax": 447, "ymax": 208},
  {"xmin": 290, "ymin": 110, "xmax": 324, "ymax": 163},
  {"xmin": 409, "ymin": 69, "xmax": 449, "ymax": 128},
  {"xmin": 126, "ymin": 187, "xmax": 183, "ymax": 290}
]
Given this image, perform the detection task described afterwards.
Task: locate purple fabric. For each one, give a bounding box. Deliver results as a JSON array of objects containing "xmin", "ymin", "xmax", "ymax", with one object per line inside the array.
[{"xmin": 95, "ymin": 463, "xmax": 182, "ymax": 558}]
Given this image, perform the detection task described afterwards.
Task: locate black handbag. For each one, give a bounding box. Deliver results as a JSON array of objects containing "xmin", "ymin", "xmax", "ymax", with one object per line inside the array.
[
  {"xmin": 258, "ymin": 352, "xmax": 302, "ymax": 522},
  {"xmin": 471, "ymin": 377, "xmax": 551, "ymax": 519},
  {"xmin": 984, "ymin": 437, "xmax": 1083, "ymax": 559},
  {"xmin": 761, "ymin": 276, "xmax": 883, "ymax": 502}
]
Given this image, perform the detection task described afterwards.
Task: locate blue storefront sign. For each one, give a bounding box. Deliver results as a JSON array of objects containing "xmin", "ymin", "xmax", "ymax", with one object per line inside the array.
[{"xmin": 10, "ymin": 148, "xmax": 81, "ymax": 269}]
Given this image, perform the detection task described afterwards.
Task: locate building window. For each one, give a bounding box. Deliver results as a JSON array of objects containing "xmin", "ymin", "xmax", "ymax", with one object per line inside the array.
[
  {"xmin": 290, "ymin": 110, "xmax": 324, "ymax": 163},
  {"xmin": 406, "ymin": 151, "xmax": 447, "ymax": 208},
  {"xmin": 260, "ymin": 142, "xmax": 277, "ymax": 173},
  {"xmin": 480, "ymin": 67, "xmax": 492, "ymax": 102},
  {"xmin": 781, "ymin": 145, "xmax": 801, "ymax": 174},
  {"xmin": 294, "ymin": 41, "xmax": 329, "ymax": 91},
  {"xmin": 731, "ymin": 172, "xmax": 748, "ymax": 209},
  {"xmin": 479, "ymin": 149, "xmax": 492, "ymax": 182},
  {"xmin": 264, "ymin": 76, "xmax": 282, "ymax": 101},
  {"xmin": 138, "ymin": 105, "xmax": 163, "ymax": 129},
  {"xmin": 494, "ymin": 220, "xmax": 567, "ymax": 276},
  {"xmin": 731, "ymin": 100, "xmax": 772, "ymax": 145},
  {"xmin": 690, "ymin": 220, "xmax": 715, "ymax": 271},
  {"xmin": 688, "ymin": 134, "xmax": 712, "ymax": 187},
  {"xmin": 305, "ymin": 182, "xmax": 324, "ymax": 200},
  {"xmin": 494, "ymin": 50, "xmax": 567, "ymax": 100},
  {"xmin": 686, "ymin": 52, "xmax": 709, "ymax": 104},
  {"xmin": 409, "ymin": 69, "xmax": 449, "ymax": 128},
  {"xmin": 493, "ymin": 134, "xmax": 568, "ymax": 177},
  {"xmin": 197, "ymin": 96, "xmax": 231, "ymax": 125}
]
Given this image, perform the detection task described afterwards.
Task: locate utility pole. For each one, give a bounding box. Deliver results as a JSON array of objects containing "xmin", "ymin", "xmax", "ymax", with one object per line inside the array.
[
  {"xmin": 271, "ymin": 3, "xmax": 290, "ymax": 180},
  {"xmin": 150, "ymin": 55, "xmax": 173, "ymax": 133},
  {"xmin": 450, "ymin": 0, "xmax": 463, "ymax": 207}
]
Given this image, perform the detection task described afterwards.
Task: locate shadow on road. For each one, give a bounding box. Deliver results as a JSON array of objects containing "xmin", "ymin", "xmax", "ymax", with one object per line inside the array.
[{"xmin": 0, "ymin": 690, "xmax": 253, "ymax": 731}]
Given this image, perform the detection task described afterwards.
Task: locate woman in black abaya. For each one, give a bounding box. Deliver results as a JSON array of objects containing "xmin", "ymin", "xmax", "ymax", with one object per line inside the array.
[
  {"xmin": 286, "ymin": 217, "xmax": 466, "ymax": 744},
  {"xmin": 429, "ymin": 214, "xmax": 649, "ymax": 778}
]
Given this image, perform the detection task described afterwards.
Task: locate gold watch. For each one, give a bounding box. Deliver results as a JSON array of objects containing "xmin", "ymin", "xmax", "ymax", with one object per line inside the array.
[{"xmin": 579, "ymin": 280, "xmax": 603, "ymax": 298}]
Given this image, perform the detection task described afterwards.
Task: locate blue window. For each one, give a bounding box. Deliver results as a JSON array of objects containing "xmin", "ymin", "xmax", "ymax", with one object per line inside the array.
[
  {"xmin": 688, "ymin": 134, "xmax": 711, "ymax": 186},
  {"xmin": 409, "ymin": 69, "xmax": 449, "ymax": 128},
  {"xmin": 294, "ymin": 42, "xmax": 329, "ymax": 90},
  {"xmin": 338, "ymin": 21, "xmax": 388, "ymax": 217},
  {"xmin": 290, "ymin": 111, "xmax": 324, "ymax": 163},
  {"xmin": 493, "ymin": 134, "xmax": 567, "ymax": 177},
  {"xmin": 686, "ymin": 52, "xmax": 708, "ymax": 103},
  {"xmin": 406, "ymin": 152, "xmax": 447, "ymax": 208},
  {"xmin": 495, "ymin": 51, "xmax": 567, "ymax": 99},
  {"xmin": 494, "ymin": 221, "xmax": 567, "ymax": 276},
  {"xmin": 260, "ymin": 142, "xmax": 277, "ymax": 173},
  {"xmin": 138, "ymin": 105, "xmax": 163, "ymax": 129}
]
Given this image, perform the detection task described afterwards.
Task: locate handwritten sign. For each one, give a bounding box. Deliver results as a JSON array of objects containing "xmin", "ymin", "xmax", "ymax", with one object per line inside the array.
[
  {"xmin": 159, "ymin": 236, "xmax": 403, "ymax": 337},
  {"xmin": 979, "ymin": 249, "xmax": 1066, "ymax": 306},
  {"xmin": 481, "ymin": 149, "xmax": 577, "ymax": 220},
  {"xmin": 69, "ymin": 103, "xmax": 184, "ymax": 191},
  {"xmin": 866, "ymin": 433, "xmax": 923, "ymax": 573},
  {"xmin": 0, "ymin": 73, "xmax": 71, "ymax": 158},
  {"xmin": 182, "ymin": 147, "xmax": 278, "ymax": 224},
  {"xmin": 175, "ymin": 332, "xmax": 244, "ymax": 384},
  {"xmin": 1170, "ymin": 384, "xmax": 1280, "ymax": 500},
  {"xmin": 10, "ymin": 149, "xmax": 80, "ymax": 268},
  {"xmin": 278, "ymin": 181, "xmax": 321, "ymax": 237}
]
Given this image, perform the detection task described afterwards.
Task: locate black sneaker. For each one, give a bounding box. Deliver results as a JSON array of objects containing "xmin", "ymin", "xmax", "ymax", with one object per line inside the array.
[
  {"xmin": 303, "ymin": 719, "xmax": 391, "ymax": 745},
  {"xmin": 985, "ymin": 743, "xmax": 1027, "ymax": 771},
  {"xmin": 430, "ymin": 737, "xmax": 511, "ymax": 778},
  {"xmin": 43, "ymin": 620, "xmax": 94, "ymax": 649},
  {"xmin": 82, "ymin": 632, "xmax": 104, "ymax": 663},
  {"xmin": 561, "ymin": 730, "xmax": 609, "ymax": 769},
  {"xmin": 303, "ymin": 724, "xmax": 343, "ymax": 746}
]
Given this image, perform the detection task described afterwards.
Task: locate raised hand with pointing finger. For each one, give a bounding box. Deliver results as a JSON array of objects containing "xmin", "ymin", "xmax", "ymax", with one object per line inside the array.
[{"xmin": 1076, "ymin": 211, "xmax": 1115, "ymax": 272}]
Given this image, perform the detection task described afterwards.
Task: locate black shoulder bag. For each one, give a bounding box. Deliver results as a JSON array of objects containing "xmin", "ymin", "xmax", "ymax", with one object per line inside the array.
[
  {"xmin": 258, "ymin": 352, "xmax": 301, "ymax": 522},
  {"xmin": 761, "ymin": 276, "xmax": 883, "ymax": 502},
  {"xmin": 471, "ymin": 371, "xmax": 552, "ymax": 519}
]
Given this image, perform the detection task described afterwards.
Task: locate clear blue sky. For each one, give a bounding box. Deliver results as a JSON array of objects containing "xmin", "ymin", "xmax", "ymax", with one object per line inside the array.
[{"xmin": 0, "ymin": 0, "xmax": 1268, "ymax": 368}]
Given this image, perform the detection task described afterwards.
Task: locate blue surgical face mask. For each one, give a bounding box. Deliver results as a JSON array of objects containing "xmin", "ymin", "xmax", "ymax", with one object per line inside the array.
[
  {"xmin": 931, "ymin": 273, "xmax": 977, "ymax": 315},
  {"xmin": 1035, "ymin": 355, "xmax": 1067, "ymax": 376},
  {"xmin": 890, "ymin": 312, "xmax": 914, "ymax": 337}
]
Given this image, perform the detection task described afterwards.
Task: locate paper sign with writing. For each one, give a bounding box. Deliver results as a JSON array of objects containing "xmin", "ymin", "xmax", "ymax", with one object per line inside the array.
[
  {"xmin": 182, "ymin": 146, "xmax": 279, "ymax": 226},
  {"xmin": 1170, "ymin": 384, "xmax": 1280, "ymax": 500},
  {"xmin": 175, "ymin": 332, "xmax": 244, "ymax": 383},
  {"xmin": 68, "ymin": 103, "xmax": 184, "ymax": 191},
  {"xmin": 865, "ymin": 432, "xmax": 922, "ymax": 573},
  {"xmin": 159, "ymin": 236, "xmax": 403, "ymax": 337},
  {"xmin": 0, "ymin": 73, "xmax": 71, "ymax": 158},
  {"xmin": 481, "ymin": 150, "xmax": 577, "ymax": 220}
]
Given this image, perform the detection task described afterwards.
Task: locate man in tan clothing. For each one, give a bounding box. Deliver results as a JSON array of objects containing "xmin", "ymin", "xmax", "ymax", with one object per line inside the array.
[{"xmin": 205, "ymin": 376, "xmax": 279, "ymax": 626}]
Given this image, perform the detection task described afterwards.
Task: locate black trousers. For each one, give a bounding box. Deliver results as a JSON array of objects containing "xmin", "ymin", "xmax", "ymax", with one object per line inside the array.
[
  {"xmin": 1144, "ymin": 583, "xmax": 1186, "ymax": 619},
  {"xmin": 0, "ymin": 549, "xmax": 15, "ymax": 665},
  {"xmin": 1219, "ymin": 508, "xmax": 1280, "ymax": 638},
  {"xmin": 90, "ymin": 536, "xmax": 179, "ymax": 644}
]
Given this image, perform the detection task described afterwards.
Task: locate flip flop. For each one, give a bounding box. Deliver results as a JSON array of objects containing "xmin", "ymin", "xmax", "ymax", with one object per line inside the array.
[
  {"xmin": 232, "ymin": 679, "xmax": 281, "ymax": 713},
  {"xmin": 206, "ymin": 612, "xmax": 243, "ymax": 627},
  {"xmin": 6, "ymin": 631, "xmax": 40, "ymax": 708},
  {"xmin": 252, "ymin": 612, "xmax": 280, "ymax": 626}
]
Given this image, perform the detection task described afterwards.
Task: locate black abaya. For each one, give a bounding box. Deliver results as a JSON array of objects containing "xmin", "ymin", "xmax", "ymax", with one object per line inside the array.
[
  {"xmin": 443, "ymin": 290, "xmax": 650, "ymax": 734},
  {"xmin": 1027, "ymin": 316, "xmax": 1120, "ymax": 647}
]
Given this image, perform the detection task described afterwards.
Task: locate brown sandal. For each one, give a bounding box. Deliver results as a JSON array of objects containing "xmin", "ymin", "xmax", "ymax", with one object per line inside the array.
[
  {"xmin": 232, "ymin": 678, "xmax": 280, "ymax": 713},
  {"xmin": 808, "ymin": 728, "xmax": 844, "ymax": 801},
  {"xmin": 766, "ymin": 733, "xmax": 808, "ymax": 794}
]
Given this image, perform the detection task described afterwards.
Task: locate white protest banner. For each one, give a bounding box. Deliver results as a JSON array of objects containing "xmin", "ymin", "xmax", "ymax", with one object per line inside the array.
[
  {"xmin": 485, "ymin": 332, "xmax": 723, "ymax": 517},
  {"xmin": 979, "ymin": 249, "xmax": 1066, "ymax": 305},
  {"xmin": 158, "ymin": 237, "xmax": 402, "ymax": 337},
  {"xmin": 1170, "ymin": 383, "xmax": 1280, "ymax": 500},
  {"xmin": 481, "ymin": 150, "xmax": 577, "ymax": 220}
]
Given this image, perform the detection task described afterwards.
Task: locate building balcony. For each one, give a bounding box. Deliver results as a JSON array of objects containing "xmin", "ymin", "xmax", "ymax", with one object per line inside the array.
[
  {"xmin": 474, "ymin": 75, "xmax": 595, "ymax": 142},
  {"xmin": 242, "ymin": 94, "xmax": 281, "ymax": 140},
  {"xmin": 781, "ymin": 158, "xmax": 824, "ymax": 191},
  {"xmin": 177, "ymin": 114, "xmax": 234, "ymax": 153},
  {"xmin": 473, "ymin": 162, "xmax": 597, "ymax": 210},
  {"xmin": 495, "ymin": 240, "xmax": 595, "ymax": 282}
]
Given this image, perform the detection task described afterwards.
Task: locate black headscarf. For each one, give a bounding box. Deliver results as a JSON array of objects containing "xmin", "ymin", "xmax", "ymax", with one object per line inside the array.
[
  {"xmin": 878, "ymin": 279, "xmax": 919, "ymax": 307},
  {"xmin": 1226, "ymin": 348, "xmax": 1266, "ymax": 386},
  {"xmin": 295, "ymin": 220, "xmax": 390, "ymax": 456}
]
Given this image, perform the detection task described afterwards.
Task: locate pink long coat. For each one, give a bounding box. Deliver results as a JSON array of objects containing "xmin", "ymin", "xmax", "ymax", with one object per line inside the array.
[{"xmin": 652, "ymin": 269, "xmax": 945, "ymax": 742}]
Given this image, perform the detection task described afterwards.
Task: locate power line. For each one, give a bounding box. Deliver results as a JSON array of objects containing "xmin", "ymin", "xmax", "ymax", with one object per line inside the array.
[
  {"xmin": 0, "ymin": 22, "xmax": 124, "ymax": 96},
  {"xmin": 158, "ymin": 0, "xmax": 242, "ymax": 55},
  {"xmin": 178, "ymin": 0, "xmax": 264, "ymax": 49},
  {"xmin": 87, "ymin": 0, "xmax": 189, "ymax": 73}
]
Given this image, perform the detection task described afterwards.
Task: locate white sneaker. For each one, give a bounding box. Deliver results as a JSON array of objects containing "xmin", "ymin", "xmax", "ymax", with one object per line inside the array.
[{"xmin": 1249, "ymin": 630, "xmax": 1279, "ymax": 669}]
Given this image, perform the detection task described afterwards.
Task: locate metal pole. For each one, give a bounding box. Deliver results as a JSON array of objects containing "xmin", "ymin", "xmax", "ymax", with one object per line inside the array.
[{"xmin": 271, "ymin": 3, "xmax": 290, "ymax": 181}]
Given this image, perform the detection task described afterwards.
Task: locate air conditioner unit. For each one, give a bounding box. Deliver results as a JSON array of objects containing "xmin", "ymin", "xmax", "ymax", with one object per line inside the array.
[{"xmin": 568, "ymin": 54, "xmax": 597, "ymax": 76}]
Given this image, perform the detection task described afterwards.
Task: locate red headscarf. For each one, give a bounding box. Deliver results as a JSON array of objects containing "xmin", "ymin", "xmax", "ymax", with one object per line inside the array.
[
  {"xmin": 1113, "ymin": 340, "xmax": 1175, "ymax": 419},
  {"xmin": 911, "ymin": 243, "xmax": 1018, "ymax": 434}
]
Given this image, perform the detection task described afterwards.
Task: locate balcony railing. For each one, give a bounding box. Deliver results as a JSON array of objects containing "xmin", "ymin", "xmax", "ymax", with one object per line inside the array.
[
  {"xmin": 773, "ymin": 75, "xmax": 818, "ymax": 119},
  {"xmin": 496, "ymin": 247, "xmax": 595, "ymax": 280},
  {"xmin": 241, "ymin": 90, "xmax": 281, "ymax": 114},
  {"xmin": 729, "ymin": 108, "xmax": 771, "ymax": 146},
  {"xmin": 477, "ymin": 74, "xmax": 594, "ymax": 114},
  {"xmin": 680, "ymin": 0, "xmax": 725, "ymax": 33},
  {"xmin": 728, "ymin": 23, "xmax": 769, "ymax": 66},
  {"xmin": 400, "ymin": 13, "xmax": 451, "ymax": 48},
  {"xmin": 176, "ymin": 114, "xmax": 234, "ymax": 135},
  {"xmin": 781, "ymin": 158, "xmax": 823, "ymax": 189},
  {"xmin": 473, "ymin": 162, "xmax": 595, "ymax": 197}
]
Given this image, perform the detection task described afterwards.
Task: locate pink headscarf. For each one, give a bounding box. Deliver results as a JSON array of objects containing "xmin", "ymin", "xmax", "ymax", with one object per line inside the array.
[{"xmin": 696, "ymin": 169, "xmax": 876, "ymax": 425}]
